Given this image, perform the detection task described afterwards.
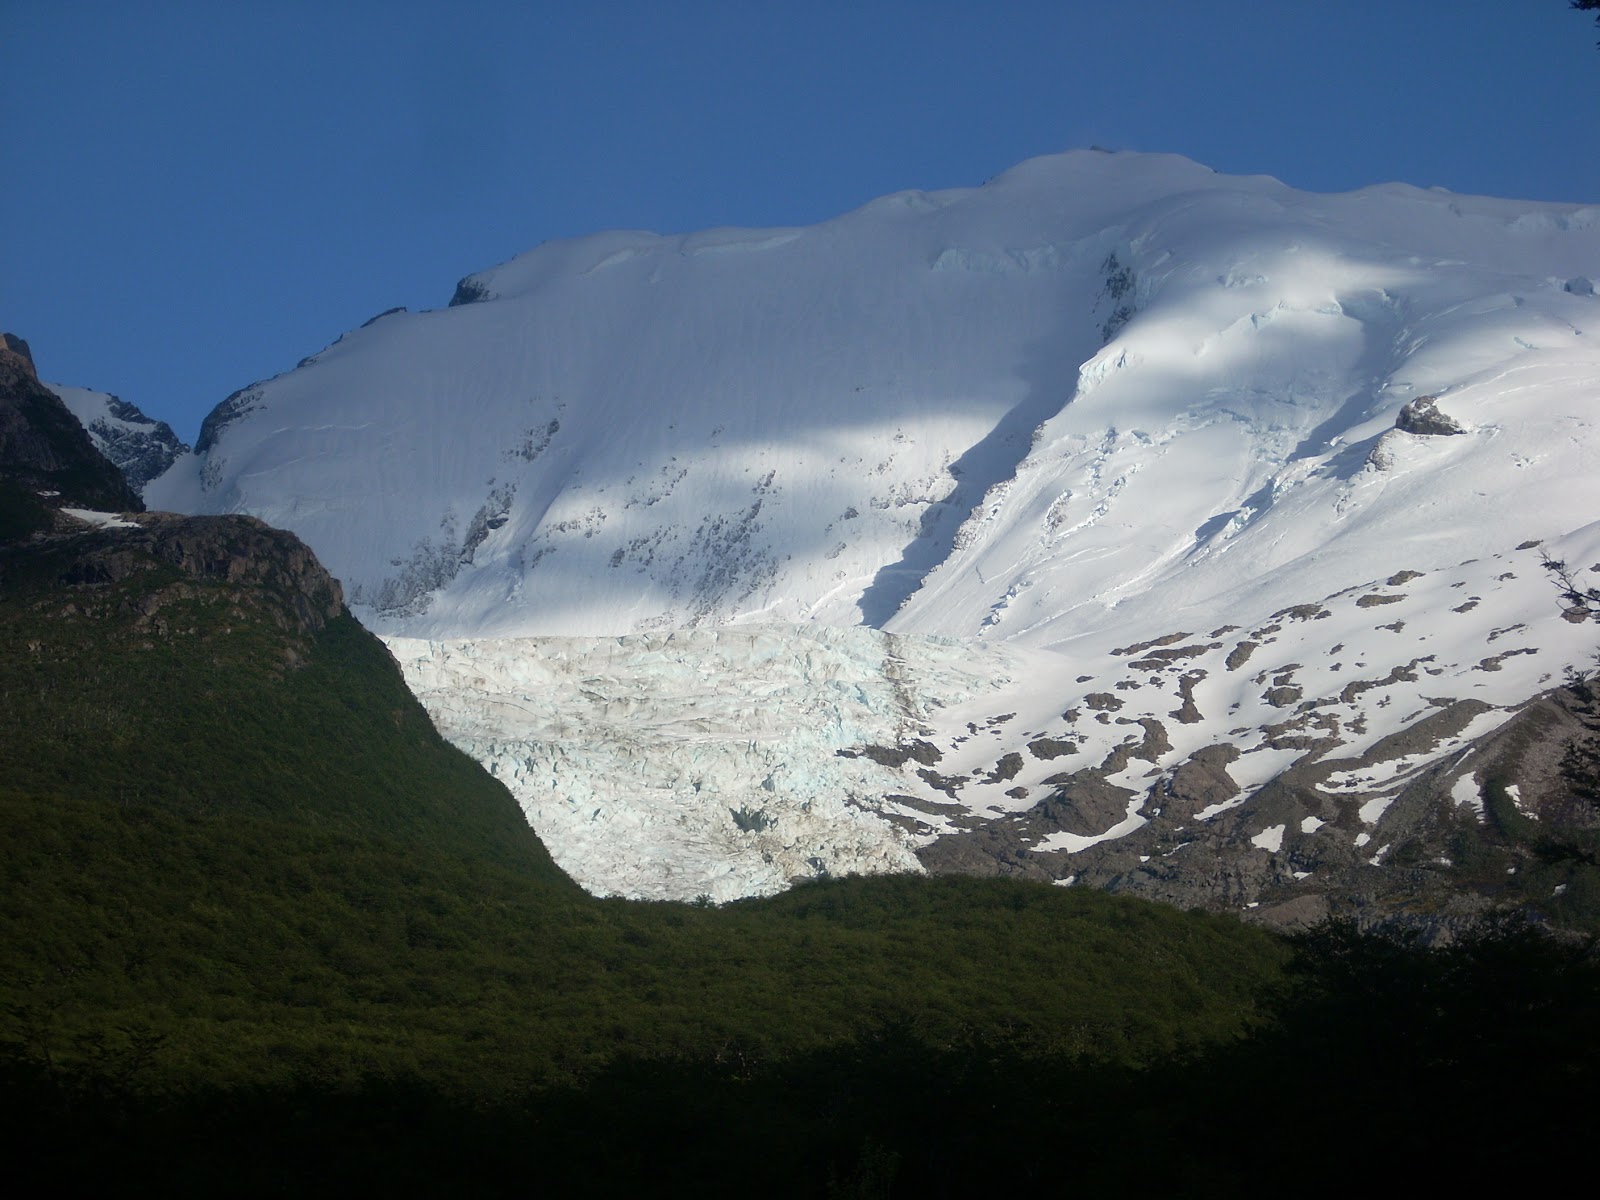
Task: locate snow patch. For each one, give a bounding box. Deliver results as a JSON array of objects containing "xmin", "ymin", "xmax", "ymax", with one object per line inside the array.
[
  {"xmin": 1251, "ymin": 824, "xmax": 1286, "ymax": 853},
  {"xmin": 1450, "ymin": 772, "xmax": 1485, "ymax": 818},
  {"xmin": 62, "ymin": 508, "xmax": 138, "ymax": 530},
  {"xmin": 1358, "ymin": 796, "xmax": 1396, "ymax": 826}
]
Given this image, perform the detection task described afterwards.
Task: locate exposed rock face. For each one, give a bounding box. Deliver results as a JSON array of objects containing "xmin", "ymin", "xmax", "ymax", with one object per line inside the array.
[
  {"xmin": 1395, "ymin": 395, "xmax": 1467, "ymax": 436},
  {"xmin": 0, "ymin": 339, "xmax": 143, "ymax": 514},
  {"xmin": 195, "ymin": 384, "xmax": 264, "ymax": 455},
  {"xmin": 1164, "ymin": 744, "xmax": 1242, "ymax": 816},
  {"xmin": 915, "ymin": 688, "xmax": 1600, "ymax": 935},
  {"xmin": 916, "ymin": 776, "xmax": 1138, "ymax": 880},
  {"xmin": 1, "ymin": 333, "xmax": 35, "ymax": 368},
  {"xmin": 79, "ymin": 512, "xmax": 340, "ymax": 631},
  {"xmin": 360, "ymin": 306, "xmax": 407, "ymax": 328},
  {"xmin": 448, "ymin": 276, "xmax": 492, "ymax": 306}
]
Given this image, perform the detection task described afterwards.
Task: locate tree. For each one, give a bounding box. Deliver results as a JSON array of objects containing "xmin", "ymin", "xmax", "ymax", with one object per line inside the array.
[
  {"xmin": 1577, "ymin": 0, "xmax": 1600, "ymax": 46},
  {"xmin": 1542, "ymin": 551, "xmax": 1600, "ymax": 621},
  {"xmin": 1544, "ymin": 553, "xmax": 1600, "ymax": 820}
]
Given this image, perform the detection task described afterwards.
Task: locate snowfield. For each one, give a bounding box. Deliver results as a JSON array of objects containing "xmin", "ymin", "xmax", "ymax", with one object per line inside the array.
[{"xmin": 142, "ymin": 149, "xmax": 1600, "ymax": 901}]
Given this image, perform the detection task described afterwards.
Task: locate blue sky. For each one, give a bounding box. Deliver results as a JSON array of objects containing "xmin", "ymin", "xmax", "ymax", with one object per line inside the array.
[{"xmin": 3, "ymin": 0, "xmax": 1597, "ymax": 441}]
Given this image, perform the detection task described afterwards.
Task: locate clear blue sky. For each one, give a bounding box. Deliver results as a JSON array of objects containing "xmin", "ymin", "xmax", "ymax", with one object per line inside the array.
[{"xmin": 3, "ymin": 0, "xmax": 1596, "ymax": 442}]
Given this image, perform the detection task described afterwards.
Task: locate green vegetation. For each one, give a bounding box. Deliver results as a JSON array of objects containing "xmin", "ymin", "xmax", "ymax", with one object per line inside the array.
[
  {"xmin": 1452, "ymin": 772, "xmax": 1600, "ymax": 927},
  {"xmin": 3, "ymin": 520, "xmax": 1597, "ymax": 1193},
  {"xmin": 0, "ymin": 480, "xmax": 53, "ymax": 543}
]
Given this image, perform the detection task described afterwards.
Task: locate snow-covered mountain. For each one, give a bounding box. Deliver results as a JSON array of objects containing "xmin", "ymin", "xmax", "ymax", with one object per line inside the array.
[
  {"xmin": 52, "ymin": 384, "xmax": 188, "ymax": 494},
  {"xmin": 144, "ymin": 150, "xmax": 1600, "ymax": 916}
]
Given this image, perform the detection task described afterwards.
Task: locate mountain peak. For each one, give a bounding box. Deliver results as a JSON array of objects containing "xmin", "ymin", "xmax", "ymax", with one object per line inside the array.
[
  {"xmin": 51, "ymin": 383, "xmax": 191, "ymax": 495},
  {"xmin": 139, "ymin": 154, "xmax": 1600, "ymax": 911},
  {"xmin": 1, "ymin": 332, "xmax": 37, "ymax": 377}
]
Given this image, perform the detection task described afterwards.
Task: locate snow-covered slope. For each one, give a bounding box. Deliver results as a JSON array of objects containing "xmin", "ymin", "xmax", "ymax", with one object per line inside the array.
[
  {"xmin": 148, "ymin": 150, "xmax": 1600, "ymax": 646},
  {"xmin": 145, "ymin": 149, "xmax": 1600, "ymax": 909}
]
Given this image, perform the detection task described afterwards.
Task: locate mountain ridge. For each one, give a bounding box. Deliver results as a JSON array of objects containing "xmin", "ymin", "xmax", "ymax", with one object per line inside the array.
[{"xmin": 145, "ymin": 148, "xmax": 1600, "ymax": 643}]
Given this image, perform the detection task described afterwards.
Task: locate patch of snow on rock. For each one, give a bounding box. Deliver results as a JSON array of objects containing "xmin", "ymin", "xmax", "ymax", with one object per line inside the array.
[
  {"xmin": 62, "ymin": 508, "xmax": 139, "ymax": 530},
  {"xmin": 1450, "ymin": 772, "xmax": 1485, "ymax": 818},
  {"xmin": 1251, "ymin": 824, "xmax": 1286, "ymax": 853}
]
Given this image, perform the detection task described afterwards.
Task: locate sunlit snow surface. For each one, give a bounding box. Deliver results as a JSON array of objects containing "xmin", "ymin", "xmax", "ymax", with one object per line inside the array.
[
  {"xmin": 146, "ymin": 150, "xmax": 1600, "ymax": 897},
  {"xmin": 61, "ymin": 508, "xmax": 139, "ymax": 529}
]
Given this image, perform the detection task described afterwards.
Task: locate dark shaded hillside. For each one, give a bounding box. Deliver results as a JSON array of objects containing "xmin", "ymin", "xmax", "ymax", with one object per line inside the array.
[{"xmin": 0, "ymin": 500, "xmax": 584, "ymax": 1081}]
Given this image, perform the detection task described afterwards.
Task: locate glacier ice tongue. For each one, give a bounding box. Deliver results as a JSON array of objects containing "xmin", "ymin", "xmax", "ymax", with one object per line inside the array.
[{"xmin": 386, "ymin": 625, "xmax": 1022, "ymax": 901}]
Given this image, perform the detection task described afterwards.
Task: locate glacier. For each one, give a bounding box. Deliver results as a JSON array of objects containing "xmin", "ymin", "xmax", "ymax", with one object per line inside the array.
[{"xmin": 388, "ymin": 625, "xmax": 1022, "ymax": 901}]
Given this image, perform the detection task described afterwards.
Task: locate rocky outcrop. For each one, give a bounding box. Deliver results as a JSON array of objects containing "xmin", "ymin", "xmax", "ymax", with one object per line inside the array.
[
  {"xmin": 195, "ymin": 384, "xmax": 264, "ymax": 455},
  {"xmin": 917, "ymin": 774, "xmax": 1140, "ymax": 877},
  {"xmin": 21, "ymin": 511, "xmax": 345, "ymax": 642},
  {"xmin": 449, "ymin": 276, "xmax": 492, "ymax": 306},
  {"xmin": 916, "ymin": 684, "xmax": 1600, "ymax": 936},
  {"xmin": 1, "ymin": 333, "xmax": 35, "ymax": 367},
  {"xmin": 1395, "ymin": 395, "xmax": 1467, "ymax": 436},
  {"xmin": 1163, "ymin": 744, "xmax": 1242, "ymax": 816}
]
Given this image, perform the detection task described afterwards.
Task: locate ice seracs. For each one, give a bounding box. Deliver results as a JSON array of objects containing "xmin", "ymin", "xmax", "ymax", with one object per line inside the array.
[{"xmin": 387, "ymin": 625, "xmax": 1021, "ymax": 900}]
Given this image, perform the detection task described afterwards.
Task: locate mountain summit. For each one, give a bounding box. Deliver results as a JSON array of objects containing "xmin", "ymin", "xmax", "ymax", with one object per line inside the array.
[{"xmin": 148, "ymin": 150, "xmax": 1600, "ymax": 646}]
